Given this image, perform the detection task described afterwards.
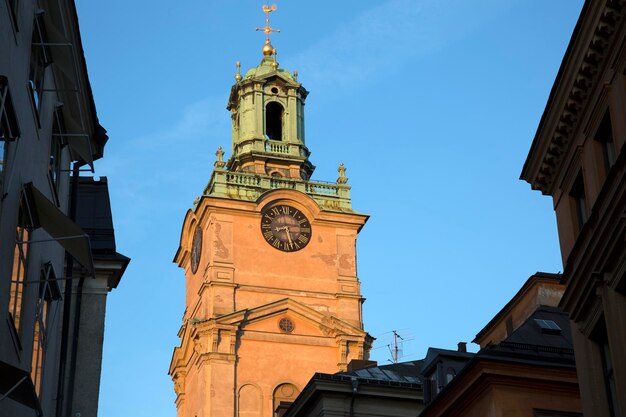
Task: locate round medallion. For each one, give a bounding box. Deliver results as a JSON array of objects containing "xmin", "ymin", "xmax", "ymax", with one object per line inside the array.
[
  {"xmin": 279, "ymin": 318, "xmax": 295, "ymax": 333},
  {"xmin": 260, "ymin": 204, "xmax": 311, "ymax": 252},
  {"xmin": 191, "ymin": 225, "xmax": 202, "ymax": 274}
]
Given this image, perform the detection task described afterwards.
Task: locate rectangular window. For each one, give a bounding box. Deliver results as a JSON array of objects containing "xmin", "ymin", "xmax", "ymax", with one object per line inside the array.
[
  {"xmin": 570, "ymin": 172, "xmax": 587, "ymax": 233},
  {"xmin": 1, "ymin": 76, "xmax": 21, "ymax": 191},
  {"xmin": 0, "ymin": 76, "xmax": 20, "ymax": 142},
  {"xmin": 9, "ymin": 205, "xmax": 30, "ymax": 336},
  {"xmin": 591, "ymin": 320, "xmax": 618, "ymax": 417},
  {"xmin": 29, "ymin": 13, "xmax": 51, "ymax": 120},
  {"xmin": 600, "ymin": 337, "xmax": 618, "ymax": 417},
  {"xmin": 49, "ymin": 109, "xmax": 65, "ymax": 195},
  {"xmin": 31, "ymin": 263, "xmax": 58, "ymax": 395},
  {"xmin": 595, "ymin": 111, "xmax": 616, "ymax": 176},
  {"xmin": 7, "ymin": 0, "xmax": 20, "ymax": 31},
  {"xmin": 534, "ymin": 319, "xmax": 562, "ymax": 334},
  {"xmin": 0, "ymin": 141, "xmax": 6, "ymax": 181}
]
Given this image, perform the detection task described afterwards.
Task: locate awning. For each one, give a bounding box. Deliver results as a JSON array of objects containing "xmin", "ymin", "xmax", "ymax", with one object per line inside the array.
[
  {"xmin": 0, "ymin": 360, "xmax": 42, "ymax": 415},
  {"xmin": 67, "ymin": 135, "xmax": 94, "ymax": 170},
  {"xmin": 22, "ymin": 182, "xmax": 94, "ymax": 274}
]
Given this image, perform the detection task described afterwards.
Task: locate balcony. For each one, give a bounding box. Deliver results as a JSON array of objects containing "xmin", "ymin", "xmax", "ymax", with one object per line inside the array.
[{"xmin": 204, "ymin": 170, "xmax": 352, "ymax": 211}]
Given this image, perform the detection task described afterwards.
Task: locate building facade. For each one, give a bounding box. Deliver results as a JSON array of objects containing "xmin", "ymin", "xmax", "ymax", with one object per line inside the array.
[
  {"xmin": 283, "ymin": 362, "xmax": 424, "ymax": 417},
  {"xmin": 0, "ymin": 1, "xmax": 128, "ymax": 415},
  {"xmin": 522, "ymin": 1, "xmax": 626, "ymax": 415},
  {"xmin": 418, "ymin": 274, "xmax": 581, "ymax": 417},
  {"xmin": 169, "ymin": 10, "xmax": 372, "ymax": 417},
  {"xmin": 284, "ymin": 274, "xmax": 581, "ymax": 417}
]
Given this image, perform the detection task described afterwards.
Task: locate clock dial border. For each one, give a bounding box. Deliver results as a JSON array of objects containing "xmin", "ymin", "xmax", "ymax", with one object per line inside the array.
[
  {"xmin": 260, "ymin": 204, "xmax": 312, "ymax": 252},
  {"xmin": 190, "ymin": 224, "xmax": 202, "ymax": 273}
]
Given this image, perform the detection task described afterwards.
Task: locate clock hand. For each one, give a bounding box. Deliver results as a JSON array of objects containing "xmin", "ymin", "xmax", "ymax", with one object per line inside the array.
[{"xmin": 284, "ymin": 226, "xmax": 293, "ymax": 246}]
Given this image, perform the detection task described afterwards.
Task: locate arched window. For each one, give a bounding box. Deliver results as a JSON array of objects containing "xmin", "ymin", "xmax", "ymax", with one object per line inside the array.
[
  {"xmin": 265, "ymin": 102, "xmax": 283, "ymax": 141},
  {"xmin": 273, "ymin": 383, "xmax": 300, "ymax": 417}
]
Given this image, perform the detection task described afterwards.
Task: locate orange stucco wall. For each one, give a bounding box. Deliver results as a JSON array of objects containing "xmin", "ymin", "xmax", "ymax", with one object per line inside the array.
[{"xmin": 171, "ymin": 191, "xmax": 370, "ymax": 417}]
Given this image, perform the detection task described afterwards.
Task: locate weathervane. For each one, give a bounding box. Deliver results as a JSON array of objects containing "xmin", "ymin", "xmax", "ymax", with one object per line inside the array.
[{"xmin": 256, "ymin": 4, "xmax": 280, "ymax": 56}]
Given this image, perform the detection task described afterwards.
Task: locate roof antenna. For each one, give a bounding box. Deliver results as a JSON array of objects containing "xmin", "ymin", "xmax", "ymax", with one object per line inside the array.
[{"xmin": 387, "ymin": 330, "xmax": 404, "ymax": 363}]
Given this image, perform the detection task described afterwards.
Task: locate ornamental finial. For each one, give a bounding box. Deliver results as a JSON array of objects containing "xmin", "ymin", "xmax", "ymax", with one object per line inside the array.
[
  {"xmin": 215, "ymin": 146, "xmax": 226, "ymax": 169},
  {"xmin": 256, "ymin": 4, "xmax": 280, "ymax": 57},
  {"xmin": 235, "ymin": 61, "xmax": 242, "ymax": 82},
  {"xmin": 337, "ymin": 162, "xmax": 348, "ymax": 184}
]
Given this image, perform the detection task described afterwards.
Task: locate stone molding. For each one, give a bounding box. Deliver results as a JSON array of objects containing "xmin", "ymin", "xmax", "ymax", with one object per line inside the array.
[{"xmin": 523, "ymin": 0, "xmax": 626, "ymax": 194}]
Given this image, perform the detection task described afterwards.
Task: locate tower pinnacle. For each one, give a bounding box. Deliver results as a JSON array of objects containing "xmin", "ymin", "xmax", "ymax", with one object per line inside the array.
[{"xmin": 255, "ymin": 4, "xmax": 280, "ymax": 56}]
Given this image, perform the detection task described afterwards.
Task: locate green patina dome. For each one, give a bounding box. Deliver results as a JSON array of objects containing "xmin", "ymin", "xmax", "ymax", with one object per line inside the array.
[{"xmin": 243, "ymin": 57, "xmax": 296, "ymax": 83}]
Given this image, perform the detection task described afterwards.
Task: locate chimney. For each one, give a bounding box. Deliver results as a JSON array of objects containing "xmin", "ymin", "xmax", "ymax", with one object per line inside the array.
[
  {"xmin": 347, "ymin": 359, "xmax": 377, "ymax": 372},
  {"xmin": 457, "ymin": 342, "xmax": 467, "ymax": 353}
]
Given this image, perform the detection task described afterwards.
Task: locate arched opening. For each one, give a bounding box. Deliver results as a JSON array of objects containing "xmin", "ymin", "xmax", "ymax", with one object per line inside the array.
[
  {"xmin": 273, "ymin": 383, "xmax": 300, "ymax": 417},
  {"xmin": 265, "ymin": 102, "xmax": 283, "ymax": 141},
  {"xmin": 238, "ymin": 384, "xmax": 262, "ymax": 417}
]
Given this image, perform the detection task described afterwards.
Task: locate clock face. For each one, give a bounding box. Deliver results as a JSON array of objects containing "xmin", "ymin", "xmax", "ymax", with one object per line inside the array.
[
  {"xmin": 260, "ymin": 205, "xmax": 311, "ymax": 252},
  {"xmin": 191, "ymin": 225, "xmax": 202, "ymax": 273}
]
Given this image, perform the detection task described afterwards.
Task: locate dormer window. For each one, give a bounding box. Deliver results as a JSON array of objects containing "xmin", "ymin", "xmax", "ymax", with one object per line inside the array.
[
  {"xmin": 265, "ymin": 101, "xmax": 283, "ymax": 141},
  {"xmin": 446, "ymin": 367, "xmax": 456, "ymax": 383},
  {"xmin": 535, "ymin": 319, "xmax": 562, "ymax": 334}
]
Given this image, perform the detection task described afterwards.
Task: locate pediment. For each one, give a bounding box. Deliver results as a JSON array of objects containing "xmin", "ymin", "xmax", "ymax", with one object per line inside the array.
[
  {"xmin": 251, "ymin": 71, "xmax": 299, "ymax": 87},
  {"xmin": 216, "ymin": 298, "xmax": 365, "ymax": 338}
]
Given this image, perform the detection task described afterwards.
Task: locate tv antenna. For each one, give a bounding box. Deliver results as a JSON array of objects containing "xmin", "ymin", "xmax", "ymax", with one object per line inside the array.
[{"xmin": 388, "ymin": 330, "xmax": 404, "ymax": 363}]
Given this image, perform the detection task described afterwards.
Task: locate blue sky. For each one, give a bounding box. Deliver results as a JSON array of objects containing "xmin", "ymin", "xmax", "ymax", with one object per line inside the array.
[{"xmin": 74, "ymin": 1, "xmax": 584, "ymax": 415}]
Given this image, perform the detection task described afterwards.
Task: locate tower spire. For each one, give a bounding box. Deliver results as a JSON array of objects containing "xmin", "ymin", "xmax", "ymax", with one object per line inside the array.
[{"xmin": 255, "ymin": 4, "xmax": 281, "ymax": 56}]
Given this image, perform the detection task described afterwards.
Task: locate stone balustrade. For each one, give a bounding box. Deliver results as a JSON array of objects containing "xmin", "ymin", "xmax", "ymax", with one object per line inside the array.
[
  {"xmin": 265, "ymin": 140, "xmax": 290, "ymax": 154},
  {"xmin": 204, "ymin": 169, "xmax": 352, "ymax": 211}
]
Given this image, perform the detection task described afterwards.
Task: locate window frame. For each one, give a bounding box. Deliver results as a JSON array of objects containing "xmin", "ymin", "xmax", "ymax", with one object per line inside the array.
[
  {"xmin": 569, "ymin": 171, "xmax": 587, "ymax": 233},
  {"xmin": 28, "ymin": 12, "xmax": 52, "ymax": 125},
  {"xmin": 48, "ymin": 108, "xmax": 66, "ymax": 203},
  {"xmin": 31, "ymin": 262, "xmax": 59, "ymax": 396},
  {"xmin": 594, "ymin": 110, "xmax": 616, "ymax": 177},
  {"xmin": 1, "ymin": 77, "xmax": 20, "ymax": 195},
  {"xmin": 9, "ymin": 202, "xmax": 32, "ymax": 338},
  {"xmin": 5, "ymin": 0, "xmax": 20, "ymax": 32}
]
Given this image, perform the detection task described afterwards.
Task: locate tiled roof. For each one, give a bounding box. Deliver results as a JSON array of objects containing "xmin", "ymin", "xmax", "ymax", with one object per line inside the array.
[{"xmin": 339, "ymin": 360, "xmax": 424, "ymax": 385}]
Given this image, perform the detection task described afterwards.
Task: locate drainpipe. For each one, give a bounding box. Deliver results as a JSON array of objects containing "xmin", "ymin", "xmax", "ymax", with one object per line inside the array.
[
  {"xmin": 65, "ymin": 272, "xmax": 84, "ymax": 417},
  {"xmin": 55, "ymin": 164, "xmax": 79, "ymax": 417},
  {"xmin": 349, "ymin": 377, "xmax": 359, "ymax": 417},
  {"xmin": 65, "ymin": 162, "xmax": 86, "ymax": 417}
]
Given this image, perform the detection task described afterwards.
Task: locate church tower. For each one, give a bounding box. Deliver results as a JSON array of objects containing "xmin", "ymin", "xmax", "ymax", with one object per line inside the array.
[{"xmin": 170, "ymin": 6, "xmax": 372, "ymax": 417}]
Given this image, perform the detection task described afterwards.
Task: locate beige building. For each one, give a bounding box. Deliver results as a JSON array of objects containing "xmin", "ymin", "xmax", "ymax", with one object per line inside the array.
[
  {"xmin": 169, "ymin": 9, "xmax": 372, "ymax": 417},
  {"xmin": 0, "ymin": 1, "xmax": 128, "ymax": 415},
  {"xmin": 285, "ymin": 274, "xmax": 581, "ymax": 417},
  {"xmin": 419, "ymin": 274, "xmax": 581, "ymax": 417},
  {"xmin": 522, "ymin": 0, "xmax": 626, "ymax": 416}
]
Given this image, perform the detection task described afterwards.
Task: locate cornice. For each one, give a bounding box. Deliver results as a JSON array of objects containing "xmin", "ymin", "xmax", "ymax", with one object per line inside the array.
[
  {"xmin": 421, "ymin": 359, "xmax": 580, "ymax": 417},
  {"xmin": 522, "ymin": 0, "xmax": 626, "ymax": 194}
]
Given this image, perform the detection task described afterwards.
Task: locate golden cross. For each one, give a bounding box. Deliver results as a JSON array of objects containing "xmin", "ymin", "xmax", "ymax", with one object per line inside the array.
[{"xmin": 256, "ymin": 4, "xmax": 280, "ymax": 43}]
